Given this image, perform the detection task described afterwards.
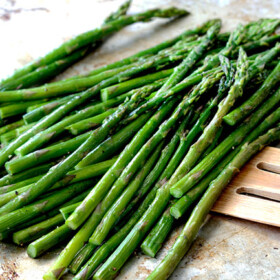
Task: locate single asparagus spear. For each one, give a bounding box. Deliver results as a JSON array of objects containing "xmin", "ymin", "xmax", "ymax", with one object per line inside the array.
[
  {"xmin": 12, "ymin": 214, "xmax": 65, "ymax": 246},
  {"xmin": 0, "ymin": 101, "xmax": 51, "ymax": 119},
  {"xmin": 65, "ymin": 108, "xmax": 117, "ymax": 135},
  {"xmin": 100, "ymin": 69, "xmax": 172, "ymax": 101},
  {"xmin": 104, "ymin": 0, "xmax": 132, "ymax": 23},
  {"xmin": 27, "ymin": 224, "xmax": 73, "ymax": 258},
  {"xmin": 224, "ymin": 60, "xmax": 280, "ymax": 126},
  {"xmin": 78, "ymin": 19, "xmax": 218, "ymax": 78},
  {"xmin": 141, "ymin": 204, "xmax": 174, "ymax": 258},
  {"xmin": 23, "ymin": 93, "xmax": 82, "ymax": 124},
  {"xmin": 0, "ymin": 7, "xmax": 188, "ymax": 89},
  {"xmin": 6, "ymin": 113, "xmax": 149, "ymax": 174},
  {"xmin": 0, "ymin": 176, "xmax": 42, "ymax": 195},
  {"xmin": 0, "ymin": 158, "xmax": 114, "ymax": 212},
  {"xmin": 170, "ymin": 86, "xmax": 280, "ymax": 198},
  {"xmin": 146, "ymin": 126, "xmax": 280, "ymax": 280}
]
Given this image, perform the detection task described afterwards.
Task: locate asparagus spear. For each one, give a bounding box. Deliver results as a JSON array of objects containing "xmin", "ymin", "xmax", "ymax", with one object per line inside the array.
[
  {"xmin": 170, "ymin": 86, "xmax": 280, "ymax": 198},
  {"xmin": 78, "ymin": 19, "xmax": 218, "ymax": 78},
  {"xmin": 12, "ymin": 214, "xmax": 65, "ymax": 246},
  {"xmin": 224, "ymin": 60, "xmax": 280, "ymax": 126},
  {"xmin": 66, "ymin": 109, "xmax": 117, "ymax": 135},
  {"xmin": 0, "ymin": 101, "xmax": 44, "ymax": 119},
  {"xmin": 104, "ymin": 0, "xmax": 132, "ymax": 24},
  {"xmin": 6, "ymin": 114, "xmax": 149, "ymax": 174},
  {"xmin": 27, "ymin": 224, "xmax": 73, "ymax": 258},
  {"xmin": 146, "ymin": 126, "xmax": 280, "ymax": 280},
  {"xmin": 0, "ymin": 7, "xmax": 188, "ymax": 90},
  {"xmin": 101, "ymin": 69, "xmax": 172, "ymax": 101}
]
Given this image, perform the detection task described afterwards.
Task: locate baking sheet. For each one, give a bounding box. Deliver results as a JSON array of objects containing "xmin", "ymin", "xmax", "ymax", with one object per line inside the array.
[{"xmin": 0, "ymin": 0, "xmax": 280, "ymax": 279}]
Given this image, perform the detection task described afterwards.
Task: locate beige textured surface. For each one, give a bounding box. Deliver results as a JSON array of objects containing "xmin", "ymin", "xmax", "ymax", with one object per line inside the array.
[{"xmin": 0, "ymin": 0, "xmax": 280, "ymax": 279}]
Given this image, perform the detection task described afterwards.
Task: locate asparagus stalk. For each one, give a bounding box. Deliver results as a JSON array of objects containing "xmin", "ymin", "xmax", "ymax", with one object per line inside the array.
[
  {"xmin": 23, "ymin": 93, "xmax": 82, "ymax": 124},
  {"xmin": 104, "ymin": 0, "xmax": 132, "ymax": 24},
  {"xmin": 170, "ymin": 86, "xmax": 280, "ymax": 198},
  {"xmin": 0, "ymin": 176, "xmax": 42, "ymax": 195},
  {"xmin": 0, "ymin": 7, "xmax": 188, "ymax": 90},
  {"xmin": 43, "ymin": 100, "xmax": 176, "ymax": 280},
  {"xmin": 6, "ymin": 114, "xmax": 149, "ymax": 174},
  {"xmin": 65, "ymin": 108, "xmax": 117, "ymax": 135},
  {"xmin": 11, "ymin": 188, "xmax": 92, "ymax": 245},
  {"xmin": 224, "ymin": 60, "xmax": 280, "ymax": 126},
  {"xmin": 141, "ymin": 205, "xmax": 174, "ymax": 258},
  {"xmin": 27, "ymin": 224, "xmax": 73, "ymax": 258},
  {"xmin": 60, "ymin": 202, "xmax": 81, "ymax": 220},
  {"xmin": 12, "ymin": 214, "xmax": 65, "ymax": 246},
  {"xmin": 0, "ymin": 101, "xmax": 53, "ymax": 119},
  {"xmin": 100, "ymin": 68, "xmax": 172, "ymax": 101},
  {"xmin": 146, "ymin": 126, "xmax": 280, "ymax": 280}
]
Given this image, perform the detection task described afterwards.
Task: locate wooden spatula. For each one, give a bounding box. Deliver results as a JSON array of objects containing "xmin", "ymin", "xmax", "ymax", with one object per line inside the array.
[{"xmin": 212, "ymin": 146, "xmax": 280, "ymax": 227}]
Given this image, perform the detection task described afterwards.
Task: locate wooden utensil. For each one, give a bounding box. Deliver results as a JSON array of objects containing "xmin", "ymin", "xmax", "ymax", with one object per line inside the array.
[{"xmin": 212, "ymin": 146, "xmax": 280, "ymax": 227}]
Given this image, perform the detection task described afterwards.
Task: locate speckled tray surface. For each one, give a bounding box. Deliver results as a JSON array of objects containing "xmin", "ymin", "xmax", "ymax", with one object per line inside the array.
[{"xmin": 0, "ymin": 0, "xmax": 279, "ymax": 279}]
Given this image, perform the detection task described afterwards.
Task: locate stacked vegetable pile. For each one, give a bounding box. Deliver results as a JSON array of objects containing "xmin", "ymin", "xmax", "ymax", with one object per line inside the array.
[{"xmin": 0, "ymin": 1, "xmax": 280, "ymax": 279}]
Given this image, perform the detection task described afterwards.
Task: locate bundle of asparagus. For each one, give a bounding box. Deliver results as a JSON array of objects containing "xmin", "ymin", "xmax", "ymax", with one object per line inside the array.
[{"xmin": 0, "ymin": 1, "xmax": 280, "ymax": 279}]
